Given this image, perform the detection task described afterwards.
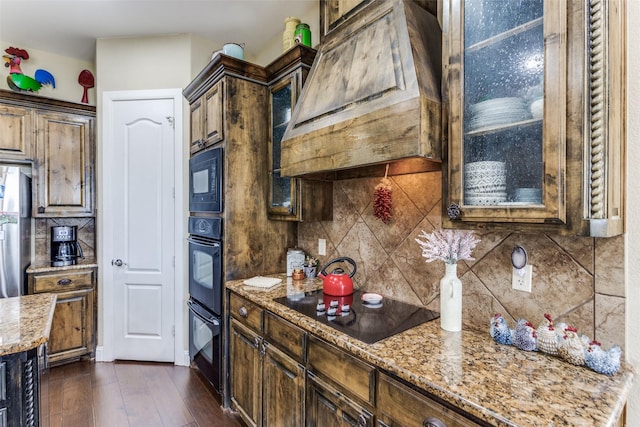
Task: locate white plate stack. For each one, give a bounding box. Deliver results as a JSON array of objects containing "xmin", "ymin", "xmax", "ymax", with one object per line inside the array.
[
  {"xmin": 467, "ymin": 97, "xmax": 531, "ymax": 131},
  {"xmin": 465, "ymin": 161, "xmax": 507, "ymax": 205}
]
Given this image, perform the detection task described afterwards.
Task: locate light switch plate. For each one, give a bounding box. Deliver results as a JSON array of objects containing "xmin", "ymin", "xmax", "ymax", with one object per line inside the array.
[
  {"xmin": 512, "ymin": 265, "xmax": 532, "ymax": 292},
  {"xmin": 318, "ymin": 239, "xmax": 327, "ymax": 256}
]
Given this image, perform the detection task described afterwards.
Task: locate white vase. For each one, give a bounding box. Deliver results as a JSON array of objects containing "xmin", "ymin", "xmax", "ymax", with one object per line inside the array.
[{"xmin": 440, "ymin": 263, "xmax": 462, "ymax": 332}]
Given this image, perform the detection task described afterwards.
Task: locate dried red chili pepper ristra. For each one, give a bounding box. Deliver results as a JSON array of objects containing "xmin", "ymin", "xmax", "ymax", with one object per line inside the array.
[{"xmin": 373, "ymin": 165, "xmax": 392, "ymax": 224}]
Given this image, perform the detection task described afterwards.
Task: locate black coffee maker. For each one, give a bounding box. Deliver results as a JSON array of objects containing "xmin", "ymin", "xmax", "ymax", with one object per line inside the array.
[{"xmin": 51, "ymin": 226, "xmax": 84, "ymax": 267}]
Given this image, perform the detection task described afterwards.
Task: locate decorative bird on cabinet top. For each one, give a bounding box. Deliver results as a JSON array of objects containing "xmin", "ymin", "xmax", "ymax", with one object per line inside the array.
[{"xmin": 3, "ymin": 47, "xmax": 55, "ymax": 93}]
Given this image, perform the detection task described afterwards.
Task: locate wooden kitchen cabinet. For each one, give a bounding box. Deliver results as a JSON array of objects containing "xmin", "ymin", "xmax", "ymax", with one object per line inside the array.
[
  {"xmin": 0, "ymin": 103, "xmax": 33, "ymax": 161},
  {"xmin": 33, "ymin": 110, "xmax": 94, "ymax": 217},
  {"xmin": 229, "ymin": 319, "xmax": 262, "ymax": 427},
  {"xmin": 189, "ymin": 79, "xmax": 224, "ymax": 155},
  {"xmin": 377, "ymin": 372, "xmax": 480, "ymax": 427},
  {"xmin": 28, "ymin": 268, "xmax": 96, "ymax": 366},
  {"xmin": 265, "ymin": 45, "xmax": 332, "ymax": 221},
  {"xmin": 442, "ymin": 0, "xmax": 625, "ymax": 236},
  {"xmin": 306, "ymin": 335, "xmax": 375, "ymax": 426},
  {"xmin": 0, "ymin": 90, "xmax": 96, "ymax": 217},
  {"xmin": 184, "ymin": 54, "xmax": 297, "ymax": 280},
  {"xmin": 306, "ymin": 372, "xmax": 374, "ymax": 427},
  {"xmin": 229, "ymin": 293, "xmax": 306, "ymax": 427}
]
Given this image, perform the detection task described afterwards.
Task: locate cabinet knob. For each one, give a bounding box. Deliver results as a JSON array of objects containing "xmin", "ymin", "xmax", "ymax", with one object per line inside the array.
[
  {"xmin": 57, "ymin": 278, "xmax": 72, "ymax": 286},
  {"xmin": 423, "ymin": 417, "xmax": 446, "ymax": 427},
  {"xmin": 238, "ymin": 306, "xmax": 248, "ymax": 318},
  {"xmin": 447, "ymin": 203, "xmax": 461, "ymax": 220}
]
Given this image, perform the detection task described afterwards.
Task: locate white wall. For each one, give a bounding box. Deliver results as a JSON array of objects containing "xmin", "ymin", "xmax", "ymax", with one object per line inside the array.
[
  {"xmin": 0, "ymin": 42, "xmax": 95, "ymax": 104},
  {"xmin": 626, "ymin": 0, "xmax": 640, "ymax": 422}
]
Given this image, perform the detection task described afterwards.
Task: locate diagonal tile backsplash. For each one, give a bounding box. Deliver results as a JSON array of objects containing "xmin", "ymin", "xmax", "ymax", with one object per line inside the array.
[{"xmin": 298, "ymin": 171, "xmax": 625, "ymax": 351}]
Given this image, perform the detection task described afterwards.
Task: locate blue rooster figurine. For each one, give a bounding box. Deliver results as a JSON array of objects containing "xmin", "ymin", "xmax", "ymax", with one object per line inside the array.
[
  {"xmin": 513, "ymin": 318, "xmax": 538, "ymax": 351},
  {"xmin": 3, "ymin": 47, "xmax": 55, "ymax": 93},
  {"xmin": 585, "ymin": 340, "xmax": 621, "ymax": 376},
  {"xmin": 490, "ymin": 313, "xmax": 513, "ymax": 345}
]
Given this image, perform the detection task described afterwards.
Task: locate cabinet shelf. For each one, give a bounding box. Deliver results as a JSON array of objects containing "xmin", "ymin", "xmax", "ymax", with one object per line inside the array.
[
  {"xmin": 465, "ymin": 118, "xmax": 541, "ymax": 137},
  {"xmin": 465, "ymin": 17, "xmax": 543, "ymax": 53}
]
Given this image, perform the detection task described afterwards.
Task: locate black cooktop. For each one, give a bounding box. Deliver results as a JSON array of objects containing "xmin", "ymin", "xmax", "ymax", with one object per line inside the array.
[{"xmin": 273, "ymin": 290, "xmax": 439, "ymax": 344}]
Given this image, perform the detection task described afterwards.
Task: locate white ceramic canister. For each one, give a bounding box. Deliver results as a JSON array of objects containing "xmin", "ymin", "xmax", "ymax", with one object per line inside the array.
[
  {"xmin": 283, "ymin": 17, "xmax": 301, "ymax": 52},
  {"xmin": 286, "ymin": 248, "xmax": 305, "ymax": 277},
  {"xmin": 223, "ymin": 43, "xmax": 245, "ymax": 60}
]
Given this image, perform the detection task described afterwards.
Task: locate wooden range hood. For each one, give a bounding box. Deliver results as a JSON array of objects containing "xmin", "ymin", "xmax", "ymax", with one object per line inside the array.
[{"xmin": 280, "ymin": 0, "xmax": 442, "ymax": 180}]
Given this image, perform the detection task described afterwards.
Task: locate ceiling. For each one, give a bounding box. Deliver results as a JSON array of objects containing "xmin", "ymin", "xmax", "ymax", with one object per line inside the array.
[{"xmin": 0, "ymin": 0, "xmax": 317, "ymax": 63}]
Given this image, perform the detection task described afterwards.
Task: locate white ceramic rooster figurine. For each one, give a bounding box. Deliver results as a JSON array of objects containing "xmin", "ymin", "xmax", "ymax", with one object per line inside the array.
[
  {"xmin": 585, "ymin": 340, "xmax": 622, "ymax": 376},
  {"xmin": 557, "ymin": 326, "xmax": 589, "ymax": 366},
  {"xmin": 536, "ymin": 313, "xmax": 559, "ymax": 356}
]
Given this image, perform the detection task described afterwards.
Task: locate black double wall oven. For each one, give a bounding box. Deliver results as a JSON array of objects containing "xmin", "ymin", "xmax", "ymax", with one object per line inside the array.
[{"xmin": 188, "ymin": 147, "xmax": 224, "ymax": 393}]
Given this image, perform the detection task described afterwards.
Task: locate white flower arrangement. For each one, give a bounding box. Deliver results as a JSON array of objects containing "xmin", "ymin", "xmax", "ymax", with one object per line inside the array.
[{"xmin": 415, "ymin": 229, "xmax": 480, "ymax": 265}]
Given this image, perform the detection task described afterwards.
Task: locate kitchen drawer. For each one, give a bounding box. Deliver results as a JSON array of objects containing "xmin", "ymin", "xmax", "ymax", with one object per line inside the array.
[
  {"xmin": 307, "ymin": 335, "xmax": 375, "ymax": 406},
  {"xmin": 263, "ymin": 311, "xmax": 306, "ymax": 363},
  {"xmin": 229, "ymin": 293, "xmax": 263, "ymax": 333},
  {"xmin": 377, "ymin": 373, "xmax": 480, "ymax": 427},
  {"xmin": 31, "ymin": 269, "xmax": 95, "ymax": 293}
]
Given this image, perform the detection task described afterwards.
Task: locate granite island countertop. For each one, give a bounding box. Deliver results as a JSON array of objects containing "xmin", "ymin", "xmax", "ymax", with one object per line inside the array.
[
  {"xmin": 0, "ymin": 293, "xmax": 57, "ymax": 356},
  {"xmin": 226, "ymin": 275, "xmax": 635, "ymax": 427}
]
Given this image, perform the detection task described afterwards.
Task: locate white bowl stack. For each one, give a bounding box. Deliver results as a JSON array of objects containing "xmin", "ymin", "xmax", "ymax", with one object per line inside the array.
[
  {"xmin": 467, "ymin": 97, "xmax": 531, "ymax": 130},
  {"xmin": 464, "ymin": 161, "xmax": 507, "ymax": 205}
]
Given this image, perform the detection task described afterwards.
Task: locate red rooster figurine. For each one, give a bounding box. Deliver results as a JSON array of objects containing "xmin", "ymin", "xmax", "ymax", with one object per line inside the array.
[{"xmin": 3, "ymin": 47, "xmax": 55, "ymax": 93}]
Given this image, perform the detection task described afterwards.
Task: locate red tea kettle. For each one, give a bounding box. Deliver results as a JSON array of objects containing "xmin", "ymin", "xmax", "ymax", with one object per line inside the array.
[{"xmin": 319, "ymin": 257, "xmax": 357, "ymax": 296}]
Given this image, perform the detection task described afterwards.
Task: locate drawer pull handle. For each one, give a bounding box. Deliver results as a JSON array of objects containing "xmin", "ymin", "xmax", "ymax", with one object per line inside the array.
[
  {"xmin": 57, "ymin": 279, "xmax": 72, "ymax": 286},
  {"xmin": 423, "ymin": 417, "xmax": 446, "ymax": 427},
  {"xmin": 357, "ymin": 414, "xmax": 367, "ymax": 427},
  {"xmin": 238, "ymin": 307, "xmax": 248, "ymax": 318}
]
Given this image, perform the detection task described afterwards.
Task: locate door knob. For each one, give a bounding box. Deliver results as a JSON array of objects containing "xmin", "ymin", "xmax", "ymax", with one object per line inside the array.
[{"xmin": 112, "ymin": 259, "xmax": 125, "ymax": 266}]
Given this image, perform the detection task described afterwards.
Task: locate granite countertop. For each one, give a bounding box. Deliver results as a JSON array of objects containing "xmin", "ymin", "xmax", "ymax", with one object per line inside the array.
[
  {"xmin": 226, "ymin": 275, "xmax": 635, "ymax": 427},
  {"xmin": 27, "ymin": 258, "xmax": 98, "ymax": 274},
  {"xmin": 0, "ymin": 293, "xmax": 57, "ymax": 356}
]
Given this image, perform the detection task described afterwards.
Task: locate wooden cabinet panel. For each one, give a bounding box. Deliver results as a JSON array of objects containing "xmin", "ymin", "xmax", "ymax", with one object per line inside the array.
[
  {"xmin": 229, "ymin": 293, "xmax": 263, "ymax": 332},
  {"xmin": 47, "ymin": 289, "xmax": 93, "ymax": 362},
  {"xmin": 204, "ymin": 81, "xmax": 224, "ymax": 145},
  {"xmin": 306, "ymin": 372, "xmax": 373, "ymax": 427},
  {"xmin": 262, "ymin": 343, "xmax": 305, "ymax": 427},
  {"xmin": 190, "ymin": 80, "xmax": 224, "ymax": 155},
  {"xmin": 229, "ymin": 319, "xmax": 261, "ymax": 427},
  {"xmin": 31, "ymin": 270, "xmax": 93, "ymax": 293},
  {"xmin": 28, "ymin": 268, "xmax": 96, "ymax": 366},
  {"xmin": 307, "ymin": 335, "xmax": 375, "ymax": 406},
  {"xmin": 377, "ymin": 373, "xmax": 480, "ymax": 427},
  {"xmin": 34, "ymin": 111, "xmax": 94, "ymax": 217},
  {"xmin": 0, "ymin": 104, "xmax": 33, "ymax": 160},
  {"xmin": 263, "ymin": 311, "xmax": 306, "ymax": 363}
]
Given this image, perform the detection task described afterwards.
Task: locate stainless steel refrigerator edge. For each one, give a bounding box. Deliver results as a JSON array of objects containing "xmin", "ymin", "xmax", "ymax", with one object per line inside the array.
[{"xmin": 0, "ymin": 165, "xmax": 32, "ymax": 298}]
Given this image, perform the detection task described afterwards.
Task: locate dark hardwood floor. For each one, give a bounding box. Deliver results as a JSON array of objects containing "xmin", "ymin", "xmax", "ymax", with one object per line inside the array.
[{"xmin": 43, "ymin": 360, "xmax": 246, "ymax": 427}]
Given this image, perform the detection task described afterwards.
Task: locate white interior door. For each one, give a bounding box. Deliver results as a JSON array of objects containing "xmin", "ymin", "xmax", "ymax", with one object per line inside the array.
[{"xmin": 105, "ymin": 94, "xmax": 177, "ymax": 362}]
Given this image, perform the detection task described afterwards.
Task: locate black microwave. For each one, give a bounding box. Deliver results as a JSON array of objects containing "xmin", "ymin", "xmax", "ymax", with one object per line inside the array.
[{"xmin": 189, "ymin": 147, "xmax": 223, "ymax": 213}]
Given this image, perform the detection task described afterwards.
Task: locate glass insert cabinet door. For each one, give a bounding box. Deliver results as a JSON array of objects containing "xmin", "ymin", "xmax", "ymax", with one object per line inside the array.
[
  {"xmin": 446, "ymin": 0, "xmax": 568, "ymax": 225},
  {"xmin": 268, "ymin": 76, "xmax": 299, "ymax": 217}
]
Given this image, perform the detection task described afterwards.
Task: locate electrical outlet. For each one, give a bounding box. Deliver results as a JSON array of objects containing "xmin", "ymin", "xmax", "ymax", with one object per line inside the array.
[
  {"xmin": 512, "ymin": 265, "xmax": 532, "ymax": 292},
  {"xmin": 318, "ymin": 239, "xmax": 327, "ymax": 256}
]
